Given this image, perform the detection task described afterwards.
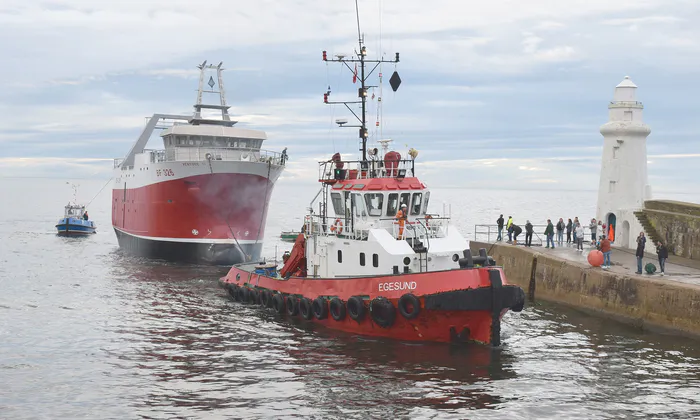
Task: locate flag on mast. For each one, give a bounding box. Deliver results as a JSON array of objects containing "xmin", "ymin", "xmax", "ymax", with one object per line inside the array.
[{"xmin": 352, "ymin": 64, "xmax": 358, "ymax": 83}]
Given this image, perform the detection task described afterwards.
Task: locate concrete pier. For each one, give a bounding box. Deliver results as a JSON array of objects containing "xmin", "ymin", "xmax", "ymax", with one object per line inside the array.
[{"xmin": 470, "ymin": 240, "xmax": 700, "ymax": 337}]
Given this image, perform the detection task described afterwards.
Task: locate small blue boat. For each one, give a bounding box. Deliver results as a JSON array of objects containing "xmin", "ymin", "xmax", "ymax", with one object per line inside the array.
[{"xmin": 56, "ymin": 203, "xmax": 96, "ymax": 236}]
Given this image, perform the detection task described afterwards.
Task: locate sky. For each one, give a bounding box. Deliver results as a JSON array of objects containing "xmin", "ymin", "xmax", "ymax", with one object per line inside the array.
[{"xmin": 1, "ymin": 0, "xmax": 699, "ymax": 194}]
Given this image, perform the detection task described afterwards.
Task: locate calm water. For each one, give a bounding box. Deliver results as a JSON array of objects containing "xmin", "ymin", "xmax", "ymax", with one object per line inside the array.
[{"xmin": 2, "ymin": 178, "xmax": 700, "ymax": 419}]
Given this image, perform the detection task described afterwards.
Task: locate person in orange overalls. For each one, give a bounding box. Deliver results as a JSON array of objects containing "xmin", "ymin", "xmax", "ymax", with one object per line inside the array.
[{"xmin": 396, "ymin": 203, "xmax": 408, "ymax": 239}]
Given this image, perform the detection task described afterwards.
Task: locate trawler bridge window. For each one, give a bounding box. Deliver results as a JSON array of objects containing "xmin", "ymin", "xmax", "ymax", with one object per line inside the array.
[
  {"xmin": 360, "ymin": 252, "xmax": 366, "ymax": 266},
  {"xmin": 364, "ymin": 193, "xmax": 384, "ymax": 216},
  {"xmin": 423, "ymin": 191, "xmax": 430, "ymax": 214},
  {"xmin": 411, "ymin": 192, "xmax": 422, "ymax": 215},
  {"xmin": 331, "ymin": 192, "xmax": 345, "ymax": 216},
  {"xmin": 387, "ymin": 193, "xmax": 398, "ymax": 216}
]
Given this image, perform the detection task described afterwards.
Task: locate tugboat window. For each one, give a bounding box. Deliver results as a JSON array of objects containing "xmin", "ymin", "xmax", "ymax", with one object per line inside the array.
[
  {"xmin": 352, "ymin": 193, "xmax": 368, "ymax": 218},
  {"xmin": 411, "ymin": 193, "xmax": 422, "ymax": 215},
  {"xmin": 400, "ymin": 193, "xmax": 410, "ymax": 209},
  {"xmin": 423, "ymin": 191, "xmax": 430, "ymax": 214},
  {"xmin": 373, "ymin": 254, "xmax": 379, "ymax": 267},
  {"xmin": 364, "ymin": 193, "xmax": 384, "ymax": 216},
  {"xmin": 360, "ymin": 252, "xmax": 366, "ymax": 266},
  {"xmin": 338, "ymin": 250, "xmax": 343, "ymax": 263},
  {"xmin": 387, "ymin": 193, "xmax": 399, "ymax": 216},
  {"xmin": 331, "ymin": 192, "xmax": 345, "ymax": 215}
]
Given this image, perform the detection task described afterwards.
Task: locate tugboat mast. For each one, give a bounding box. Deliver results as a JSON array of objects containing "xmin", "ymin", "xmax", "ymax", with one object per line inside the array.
[{"xmin": 322, "ymin": 0, "xmax": 401, "ymax": 162}]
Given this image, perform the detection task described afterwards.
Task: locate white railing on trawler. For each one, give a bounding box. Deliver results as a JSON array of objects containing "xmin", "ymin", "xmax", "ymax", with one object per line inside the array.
[
  {"xmin": 114, "ymin": 147, "xmax": 285, "ymax": 168},
  {"xmin": 318, "ymin": 159, "xmax": 416, "ymax": 182}
]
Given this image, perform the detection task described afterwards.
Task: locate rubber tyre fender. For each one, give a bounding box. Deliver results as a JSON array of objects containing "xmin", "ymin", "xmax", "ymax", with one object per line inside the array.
[
  {"xmin": 248, "ymin": 288, "xmax": 260, "ymax": 305},
  {"xmin": 227, "ymin": 284, "xmax": 239, "ymax": 300},
  {"xmin": 329, "ymin": 298, "xmax": 346, "ymax": 321},
  {"xmin": 239, "ymin": 287, "xmax": 250, "ymax": 303},
  {"xmin": 260, "ymin": 290, "xmax": 273, "ymax": 308},
  {"xmin": 398, "ymin": 293, "xmax": 421, "ymax": 320},
  {"xmin": 347, "ymin": 296, "xmax": 366, "ymax": 322},
  {"xmin": 272, "ymin": 293, "xmax": 285, "ymax": 314},
  {"xmin": 312, "ymin": 297, "xmax": 328, "ymax": 320},
  {"xmin": 286, "ymin": 295, "xmax": 299, "ymax": 316},
  {"xmin": 299, "ymin": 297, "xmax": 314, "ymax": 320},
  {"xmin": 370, "ymin": 297, "xmax": 396, "ymax": 328}
]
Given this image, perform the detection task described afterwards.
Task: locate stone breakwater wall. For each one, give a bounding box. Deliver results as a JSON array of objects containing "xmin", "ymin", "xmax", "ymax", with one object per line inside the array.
[
  {"xmin": 644, "ymin": 200, "xmax": 700, "ymax": 261},
  {"xmin": 470, "ymin": 241, "xmax": 700, "ymax": 337}
]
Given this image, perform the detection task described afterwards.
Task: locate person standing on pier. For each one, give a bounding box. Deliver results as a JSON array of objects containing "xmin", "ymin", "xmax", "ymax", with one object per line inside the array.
[
  {"xmin": 599, "ymin": 235, "xmax": 612, "ymax": 269},
  {"xmin": 589, "ymin": 218, "xmax": 597, "ymax": 245},
  {"xmin": 635, "ymin": 232, "xmax": 646, "ymax": 274},
  {"xmin": 544, "ymin": 219, "xmax": 555, "ymax": 248},
  {"xmin": 497, "ymin": 214, "xmax": 504, "ymax": 242},
  {"xmin": 506, "ymin": 216, "xmax": 513, "ymax": 242},
  {"xmin": 566, "ymin": 218, "xmax": 573, "ymax": 245},
  {"xmin": 573, "ymin": 217, "xmax": 580, "ymax": 243},
  {"xmin": 656, "ymin": 240, "xmax": 668, "ymax": 276},
  {"xmin": 575, "ymin": 222, "xmax": 584, "ymax": 251},
  {"xmin": 525, "ymin": 220, "xmax": 534, "ymax": 247},
  {"xmin": 556, "ymin": 218, "xmax": 565, "ymax": 246}
]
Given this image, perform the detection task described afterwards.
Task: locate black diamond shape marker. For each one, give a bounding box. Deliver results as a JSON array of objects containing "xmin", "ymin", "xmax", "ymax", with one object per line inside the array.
[
  {"xmin": 208, "ymin": 76, "xmax": 215, "ymax": 88},
  {"xmin": 389, "ymin": 71, "xmax": 401, "ymax": 92}
]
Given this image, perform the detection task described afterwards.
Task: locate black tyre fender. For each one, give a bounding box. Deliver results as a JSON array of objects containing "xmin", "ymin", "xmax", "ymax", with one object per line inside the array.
[
  {"xmin": 299, "ymin": 297, "xmax": 314, "ymax": 320},
  {"xmin": 370, "ymin": 297, "xmax": 396, "ymax": 328},
  {"xmin": 398, "ymin": 293, "xmax": 421, "ymax": 320},
  {"xmin": 260, "ymin": 290, "xmax": 273, "ymax": 308},
  {"xmin": 239, "ymin": 287, "xmax": 250, "ymax": 303},
  {"xmin": 329, "ymin": 298, "xmax": 346, "ymax": 321},
  {"xmin": 248, "ymin": 288, "xmax": 260, "ymax": 305},
  {"xmin": 347, "ymin": 296, "xmax": 366, "ymax": 322},
  {"xmin": 272, "ymin": 293, "xmax": 285, "ymax": 314},
  {"xmin": 227, "ymin": 284, "xmax": 239, "ymax": 300},
  {"xmin": 286, "ymin": 295, "xmax": 299, "ymax": 316},
  {"xmin": 312, "ymin": 297, "xmax": 328, "ymax": 320}
]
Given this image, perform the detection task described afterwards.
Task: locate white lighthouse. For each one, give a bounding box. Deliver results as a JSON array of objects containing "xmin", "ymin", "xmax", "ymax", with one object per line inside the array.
[{"xmin": 596, "ymin": 76, "xmax": 652, "ymax": 249}]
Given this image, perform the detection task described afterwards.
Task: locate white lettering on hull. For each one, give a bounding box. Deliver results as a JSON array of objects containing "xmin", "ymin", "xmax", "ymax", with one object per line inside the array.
[{"xmin": 378, "ymin": 281, "xmax": 417, "ymax": 292}]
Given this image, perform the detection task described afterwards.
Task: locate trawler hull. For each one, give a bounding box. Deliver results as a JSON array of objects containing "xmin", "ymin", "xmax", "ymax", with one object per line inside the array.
[
  {"xmin": 112, "ymin": 163, "xmax": 282, "ymax": 265},
  {"xmin": 219, "ymin": 263, "xmax": 525, "ymax": 345}
]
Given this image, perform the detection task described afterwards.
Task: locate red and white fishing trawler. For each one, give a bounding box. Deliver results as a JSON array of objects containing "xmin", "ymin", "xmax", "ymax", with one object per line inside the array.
[
  {"xmin": 112, "ymin": 61, "xmax": 286, "ymax": 264},
  {"xmin": 219, "ymin": 17, "xmax": 524, "ymax": 345}
]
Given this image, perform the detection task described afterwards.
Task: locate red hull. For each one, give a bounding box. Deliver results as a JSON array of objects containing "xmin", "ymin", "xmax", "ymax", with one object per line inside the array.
[
  {"xmin": 112, "ymin": 172, "xmax": 274, "ymax": 264},
  {"xmin": 220, "ymin": 265, "xmax": 525, "ymax": 345}
]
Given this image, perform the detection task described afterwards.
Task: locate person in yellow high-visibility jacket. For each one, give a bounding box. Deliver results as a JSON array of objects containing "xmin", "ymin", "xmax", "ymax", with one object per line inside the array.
[
  {"xmin": 506, "ymin": 216, "xmax": 513, "ymax": 242},
  {"xmin": 396, "ymin": 203, "xmax": 408, "ymax": 239}
]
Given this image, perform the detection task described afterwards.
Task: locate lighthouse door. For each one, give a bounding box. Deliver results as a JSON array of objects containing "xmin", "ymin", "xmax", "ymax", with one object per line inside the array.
[{"xmin": 606, "ymin": 213, "xmax": 617, "ymax": 242}]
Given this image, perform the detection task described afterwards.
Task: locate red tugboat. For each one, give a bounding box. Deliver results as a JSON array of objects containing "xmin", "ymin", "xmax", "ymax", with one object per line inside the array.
[{"xmin": 219, "ymin": 12, "xmax": 525, "ymax": 345}]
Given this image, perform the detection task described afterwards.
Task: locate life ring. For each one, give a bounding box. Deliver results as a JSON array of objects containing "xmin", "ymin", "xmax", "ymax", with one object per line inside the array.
[
  {"xmin": 370, "ymin": 297, "xmax": 396, "ymax": 328},
  {"xmin": 272, "ymin": 293, "xmax": 285, "ymax": 314},
  {"xmin": 312, "ymin": 297, "xmax": 328, "ymax": 320},
  {"xmin": 299, "ymin": 297, "xmax": 314, "ymax": 320},
  {"xmin": 398, "ymin": 293, "xmax": 421, "ymax": 320},
  {"xmin": 329, "ymin": 298, "xmax": 346, "ymax": 321},
  {"xmin": 425, "ymin": 214, "xmax": 433, "ymax": 227},
  {"xmin": 330, "ymin": 218, "xmax": 343, "ymax": 235},
  {"xmin": 347, "ymin": 296, "xmax": 366, "ymax": 322},
  {"xmin": 286, "ymin": 296, "xmax": 299, "ymax": 316}
]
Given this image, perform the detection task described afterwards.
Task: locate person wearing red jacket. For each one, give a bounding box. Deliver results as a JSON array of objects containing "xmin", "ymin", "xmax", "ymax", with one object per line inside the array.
[{"xmin": 599, "ymin": 235, "xmax": 612, "ymax": 269}]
